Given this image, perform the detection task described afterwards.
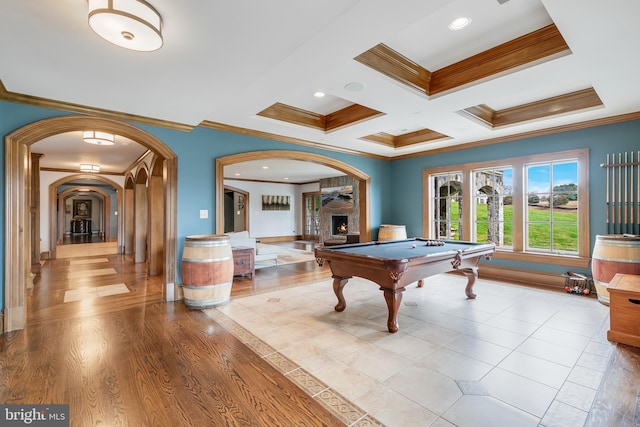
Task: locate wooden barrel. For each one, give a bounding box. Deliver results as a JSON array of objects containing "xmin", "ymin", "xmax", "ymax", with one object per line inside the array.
[
  {"xmin": 181, "ymin": 234, "xmax": 234, "ymax": 308},
  {"xmin": 378, "ymin": 224, "xmax": 407, "ymax": 241},
  {"xmin": 591, "ymin": 234, "xmax": 640, "ymax": 306}
]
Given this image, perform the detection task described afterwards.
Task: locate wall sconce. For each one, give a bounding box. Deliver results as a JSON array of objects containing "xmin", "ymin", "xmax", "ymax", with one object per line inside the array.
[
  {"xmin": 236, "ymin": 195, "xmax": 245, "ymax": 215},
  {"xmin": 80, "ymin": 164, "xmax": 101, "ymax": 173}
]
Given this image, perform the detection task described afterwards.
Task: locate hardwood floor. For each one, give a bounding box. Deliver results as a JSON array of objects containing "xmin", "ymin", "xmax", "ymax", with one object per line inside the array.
[
  {"xmin": 2, "ymin": 240, "xmax": 639, "ymax": 426},
  {"xmin": 1, "ymin": 246, "xmax": 342, "ymax": 426}
]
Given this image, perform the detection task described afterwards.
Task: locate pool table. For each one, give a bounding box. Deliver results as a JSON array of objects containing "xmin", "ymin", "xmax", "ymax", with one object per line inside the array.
[{"xmin": 314, "ymin": 238, "xmax": 495, "ymax": 333}]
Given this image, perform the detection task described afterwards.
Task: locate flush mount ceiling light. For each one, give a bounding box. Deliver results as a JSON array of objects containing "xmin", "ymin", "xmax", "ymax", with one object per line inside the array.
[
  {"xmin": 80, "ymin": 164, "xmax": 101, "ymax": 173},
  {"xmin": 82, "ymin": 131, "xmax": 115, "ymax": 145},
  {"xmin": 448, "ymin": 17, "xmax": 472, "ymax": 30},
  {"xmin": 88, "ymin": 0, "xmax": 163, "ymax": 52}
]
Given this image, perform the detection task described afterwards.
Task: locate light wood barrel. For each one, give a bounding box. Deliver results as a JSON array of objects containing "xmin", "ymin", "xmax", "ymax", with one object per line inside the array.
[
  {"xmin": 181, "ymin": 234, "xmax": 234, "ymax": 308},
  {"xmin": 378, "ymin": 224, "xmax": 407, "ymax": 241},
  {"xmin": 591, "ymin": 234, "xmax": 640, "ymax": 306}
]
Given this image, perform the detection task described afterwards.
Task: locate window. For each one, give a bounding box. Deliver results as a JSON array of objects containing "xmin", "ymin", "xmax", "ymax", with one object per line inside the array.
[
  {"xmin": 431, "ymin": 172, "xmax": 462, "ymax": 240},
  {"xmin": 423, "ymin": 149, "xmax": 589, "ymax": 267},
  {"xmin": 473, "ymin": 167, "xmax": 513, "ymax": 247},
  {"xmin": 526, "ymin": 161, "xmax": 579, "ymax": 254}
]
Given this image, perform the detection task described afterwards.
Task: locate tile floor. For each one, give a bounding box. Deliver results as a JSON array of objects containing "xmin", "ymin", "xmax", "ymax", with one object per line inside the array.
[{"xmin": 206, "ymin": 274, "xmax": 613, "ymax": 427}]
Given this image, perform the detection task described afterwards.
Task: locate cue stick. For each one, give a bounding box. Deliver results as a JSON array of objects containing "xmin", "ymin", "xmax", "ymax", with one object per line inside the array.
[
  {"xmin": 629, "ymin": 151, "xmax": 635, "ymax": 234},
  {"xmin": 611, "ymin": 152, "xmax": 615, "ymax": 234},
  {"xmin": 611, "ymin": 153, "xmax": 616, "ymax": 233},
  {"xmin": 618, "ymin": 152, "xmax": 622, "ymax": 232},
  {"xmin": 625, "ymin": 152, "xmax": 628, "ymax": 231},
  {"xmin": 605, "ymin": 153, "xmax": 610, "ymax": 231},
  {"xmin": 638, "ymin": 150, "xmax": 640, "ymax": 234}
]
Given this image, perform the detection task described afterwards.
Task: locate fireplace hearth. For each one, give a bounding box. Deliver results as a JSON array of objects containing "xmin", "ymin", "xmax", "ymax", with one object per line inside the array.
[{"xmin": 331, "ymin": 215, "xmax": 348, "ymax": 235}]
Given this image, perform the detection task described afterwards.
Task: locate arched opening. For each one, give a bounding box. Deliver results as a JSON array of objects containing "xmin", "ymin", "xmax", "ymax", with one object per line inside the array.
[
  {"xmin": 4, "ymin": 115, "xmax": 178, "ymax": 332},
  {"xmin": 48, "ymin": 175, "xmax": 122, "ymax": 259},
  {"xmin": 215, "ymin": 151, "xmax": 371, "ymax": 241},
  {"xmin": 134, "ymin": 167, "xmax": 149, "ymax": 264}
]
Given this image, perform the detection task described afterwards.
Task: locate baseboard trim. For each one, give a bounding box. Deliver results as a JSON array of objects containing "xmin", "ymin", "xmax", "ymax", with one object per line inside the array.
[
  {"xmin": 258, "ymin": 235, "xmax": 302, "ymax": 243},
  {"xmin": 479, "ymin": 264, "xmax": 568, "ymax": 292}
]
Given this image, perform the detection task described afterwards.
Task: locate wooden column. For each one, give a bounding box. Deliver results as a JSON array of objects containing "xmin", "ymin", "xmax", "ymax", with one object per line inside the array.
[{"xmin": 30, "ymin": 153, "xmax": 44, "ymax": 276}]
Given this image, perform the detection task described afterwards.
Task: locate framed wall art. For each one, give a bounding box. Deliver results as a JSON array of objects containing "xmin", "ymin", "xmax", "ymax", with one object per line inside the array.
[
  {"xmin": 262, "ymin": 195, "xmax": 290, "ymax": 211},
  {"xmin": 321, "ymin": 185, "xmax": 354, "ymax": 212},
  {"xmin": 73, "ymin": 199, "xmax": 92, "ymax": 218}
]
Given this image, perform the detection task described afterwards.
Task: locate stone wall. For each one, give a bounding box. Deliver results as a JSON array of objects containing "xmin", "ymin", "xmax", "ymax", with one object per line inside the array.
[{"xmin": 319, "ymin": 176, "xmax": 359, "ymax": 243}]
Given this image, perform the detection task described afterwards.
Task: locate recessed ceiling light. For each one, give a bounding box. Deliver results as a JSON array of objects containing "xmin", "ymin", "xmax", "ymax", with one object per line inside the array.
[
  {"xmin": 448, "ymin": 17, "xmax": 471, "ymax": 31},
  {"xmin": 284, "ymin": 177, "xmax": 289, "ymax": 180},
  {"xmin": 262, "ymin": 166, "xmax": 269, "ymax": 169},
  {"xmin": 314, "ymin": 91, "xmax": 325, "ymax": 98},
  {"xmin": 344, "ymin": 82, "xmax": 365, "ymax": 92},
  {"xmin": 234, "ymin": 173, "xmax": 240, "ymax": 176}
]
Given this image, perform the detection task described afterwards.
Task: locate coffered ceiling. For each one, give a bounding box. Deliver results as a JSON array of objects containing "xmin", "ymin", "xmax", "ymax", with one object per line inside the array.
[{"xmin": 1, "ymin": 0, "xmax": 639, "ymax": 179}]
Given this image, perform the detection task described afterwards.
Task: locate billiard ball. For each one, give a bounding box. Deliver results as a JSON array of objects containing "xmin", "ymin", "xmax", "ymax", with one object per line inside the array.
[{"xmin": 411, "ymin": 244, "xmax": 416, "ymax": 248}]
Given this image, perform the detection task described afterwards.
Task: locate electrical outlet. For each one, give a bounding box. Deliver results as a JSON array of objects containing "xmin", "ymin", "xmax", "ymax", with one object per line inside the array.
[{"xmin": 199, "ymin": 210, "xmax": 208, "ymax": 219}]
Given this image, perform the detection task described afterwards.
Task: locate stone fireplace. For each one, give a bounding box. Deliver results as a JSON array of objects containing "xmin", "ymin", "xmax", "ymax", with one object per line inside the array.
[{"xmin": 319, "ymin": 175, "xmax": 359, "ymax": 243}]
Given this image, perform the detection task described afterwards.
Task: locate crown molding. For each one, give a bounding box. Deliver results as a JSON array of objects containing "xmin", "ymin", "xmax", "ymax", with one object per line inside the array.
[
  {"xmin": 392, "ymin": 111, "xmax": 640, "ymax": 160},
  {"xmin": 0, "ymin": 80, "xmax": 194, "ymax": 132},
  {"xmin": 2, "ymin": 80, "xmax": 639, "ymax": 163},
  {"xmin": 199, "ymin": 120, "xmax": 388, "ymax": 160}
]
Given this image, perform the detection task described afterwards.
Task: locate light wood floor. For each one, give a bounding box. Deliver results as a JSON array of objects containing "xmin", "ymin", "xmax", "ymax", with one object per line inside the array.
[{"xmin": 1, "ymin": 240, "xmax": 639, "ymax": 426}]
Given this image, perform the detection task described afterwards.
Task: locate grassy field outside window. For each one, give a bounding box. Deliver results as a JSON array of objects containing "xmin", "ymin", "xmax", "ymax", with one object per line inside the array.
[{"xmin": 424, "ymin": 149, "xmax": 589, "ymax": 261}]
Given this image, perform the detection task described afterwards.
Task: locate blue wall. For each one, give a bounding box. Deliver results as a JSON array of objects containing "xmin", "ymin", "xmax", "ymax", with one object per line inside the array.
[
  {"xmin": 1, "ymin": 99, "xmax": 639, "ymax": 310},
  {"xmin": 390, "ymin": 119, "xmax": 640, "ymax": 275},
  {"xmin": 0, "ymin": 100, "xmax": 392, "ymax": 309}
]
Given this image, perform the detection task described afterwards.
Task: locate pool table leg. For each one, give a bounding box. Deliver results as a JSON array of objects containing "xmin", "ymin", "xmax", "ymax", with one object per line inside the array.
[
  {"xmin": 382, "ymin": 288, "xmax": 404, "ymax": 333},
  {"xmin": 332, "ymin": 277, "xmax": 350, "ymax": 312},
  {"xmin": 462, "ymin": 267, "xmax": 478, "ymax": 299}
]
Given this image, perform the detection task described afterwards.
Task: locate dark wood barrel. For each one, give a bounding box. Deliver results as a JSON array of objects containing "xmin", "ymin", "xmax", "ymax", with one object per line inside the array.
[
  {"xmin": 181, "ymin": 234, "xmax": 234, "ymax": 308},
  {"xmin": 592, "ymin": 234, "xmax": 640, "ymax": 305}
]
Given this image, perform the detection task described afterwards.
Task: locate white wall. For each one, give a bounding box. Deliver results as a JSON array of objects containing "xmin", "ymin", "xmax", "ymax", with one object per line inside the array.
[
  {"xmin": 40, "ymin": 171, "xmax": 125, "ymax": 252},
  {"xmin": 225, "ymin": 180, "xmax": 319, "ymax": 238}
]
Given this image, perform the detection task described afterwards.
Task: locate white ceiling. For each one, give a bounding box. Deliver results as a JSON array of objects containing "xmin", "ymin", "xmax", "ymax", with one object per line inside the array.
[{"xmin": 2, "ymin": 0, "xmax": 639, "ymax": 181}]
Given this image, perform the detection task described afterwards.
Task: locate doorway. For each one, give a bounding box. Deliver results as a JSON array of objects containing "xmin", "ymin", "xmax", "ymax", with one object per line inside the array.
[
  {"xmin": 224, "ymin": 186, "xmax": 249, "ymax": 233},
  {"xmin": 215, "ymin": 150, "xmax": 371, "ymax": 240},
  {"xmin": 4, "ymin": 115, "xmax": 178, "ymax": 332},
  {"xmin": 302, "ymin": 192, "xmax": 321, "ymax": 241}
]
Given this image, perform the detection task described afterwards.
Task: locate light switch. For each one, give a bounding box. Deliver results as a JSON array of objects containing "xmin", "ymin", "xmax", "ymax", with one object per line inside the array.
[{"xmin": 199, "ymin": 210, "xmax": 208, "ymax": 219}]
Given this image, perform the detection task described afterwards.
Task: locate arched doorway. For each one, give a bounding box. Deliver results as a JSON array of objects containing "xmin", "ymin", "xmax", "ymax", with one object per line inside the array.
[
  {"xmin": 215, "ymin": 150, "xmax": 371, "ymax": 240},
  {"xmin": 49, "ymin": 175, "xmax": 122, "ymax": 259},
  {"xmin": 134, "ymin": 167, "xmax": 149, "ymax": 264},
  {"xmin": 4, "ymin": 115, "xmax": 178, "ymax": 332}
]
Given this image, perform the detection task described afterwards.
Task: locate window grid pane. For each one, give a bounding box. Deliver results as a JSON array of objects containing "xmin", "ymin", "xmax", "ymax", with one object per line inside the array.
[
  {"xmin": 526, "ymin": 161, "xmax": 579, "ymax": 254},
  {"xmin": 432, "ymin": 173, "xmax": 462, "ymax": 240},
  {"xmin": 473, "ymin": 168, "xmax": 513, "ymax": 247}
]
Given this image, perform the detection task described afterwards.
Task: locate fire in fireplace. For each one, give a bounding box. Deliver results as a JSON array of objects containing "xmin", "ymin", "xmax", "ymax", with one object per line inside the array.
[{"xmin": 332, "ymin": 215, "xmax": 348, "ymax": 235}]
